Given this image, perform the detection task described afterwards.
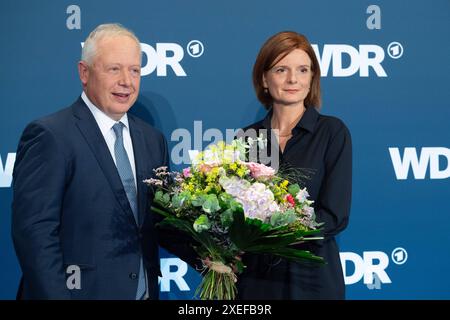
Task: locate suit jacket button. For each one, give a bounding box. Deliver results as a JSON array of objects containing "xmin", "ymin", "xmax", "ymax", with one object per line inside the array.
[{"xmin": 129, "ymin": 273, "xmax": 137, "ymax": 280}]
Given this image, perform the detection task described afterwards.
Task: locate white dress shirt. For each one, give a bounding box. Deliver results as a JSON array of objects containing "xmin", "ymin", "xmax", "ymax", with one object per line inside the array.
[
  {"xmin": 81, "ymin": 92, "xmax": 137, "ymax": 189},
  {"xmin": 82, "ymin": 92, "xmax": 147, "ymax": 299}
]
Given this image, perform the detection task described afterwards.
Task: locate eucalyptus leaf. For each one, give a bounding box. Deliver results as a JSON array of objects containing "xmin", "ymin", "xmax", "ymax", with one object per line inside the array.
[
  {"xmin": 287, "ymin": 183, "xmax": 300, "ymax": 196},
  {"xmin": 220, "ymin": 209, "xmax": 234, "ymax": 227},
  {"xmin": 202, "ymin": 194, "xmax": 220, "ymax": 213}
]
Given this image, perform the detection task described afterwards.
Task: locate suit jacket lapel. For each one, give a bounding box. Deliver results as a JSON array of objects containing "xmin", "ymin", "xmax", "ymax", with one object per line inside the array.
[
  {"xmin": 128, "ymin": 115, "xmax": 148, "ymax": 227},
  {"xmin": 71, "ymin": 98, "xmax": 137, "ymax": 226}
]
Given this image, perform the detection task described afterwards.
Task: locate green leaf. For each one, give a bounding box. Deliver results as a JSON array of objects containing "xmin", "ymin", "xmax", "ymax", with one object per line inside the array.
[
  {"xmin": 270, "ymin": 210, "xmax": 297, "ymax": 227},
  {"xmin": 229, "ymin": 211, "xmax": 270, "ymax": 250},
  {"xmin": 171, "ymin": 193, "xmax": 185, "ymax": 209},
  {"xmin": 265, "ymin": 247, "xmax": 325, "ymax": 264},
  {"xmin": 154, "ymin": 190, "xmax": 163, "ymax": 202},
  {"xmin": 154, "ymin": 190, "xmax": 170, "ymax": 206},
  {"xmin": 220, "ymin": 209, "xmax": 234, "ymax": 228},
  {"xmin": 219, "ymin": 193, "xmax": 242, "ymax": 212},
  {"xmin": 202, "ymin": 194, "xmax": 220, "ymax": 213},
  {"xmin": 151, "ymin": 205, "xmax": 172, "ymax": 218},
  {"xmin": 219, "ymin": 193, "xmax": 232, "ymax": 207},
  {"xmin": 155, "ymin": 214, "xmax": 226, "ymax": 259},
  {"xmin": 287, "ymin": 183, "xmax": 300, "ymax": 196},
  {"xmin": 192, "ymin": 194, "xmax": 207, "ymax": 207},
  {"xmin": 193, "ymin": 214, "xmax": 211, "ymax": 232},
  {"xmin": 228, "ymin": 210, "xmax": 325, "ymax": 264},
  {"xmin": 162, "ymin": 193, "xmax": 171, "ymax": 205}
]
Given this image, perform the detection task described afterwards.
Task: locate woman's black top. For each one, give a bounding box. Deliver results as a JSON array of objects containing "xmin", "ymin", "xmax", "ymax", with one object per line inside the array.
[{"xmin": 237, "ymin": 106, "xmax": 352, "ymax": 299}]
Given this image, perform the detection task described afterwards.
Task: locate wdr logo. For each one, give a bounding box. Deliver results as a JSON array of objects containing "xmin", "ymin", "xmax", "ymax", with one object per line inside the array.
[
  {"xmin": 0, "ymin": 153, "xmax": 16, "ymax": 188},
  {"xmin": 340, "ymin": 248, "xmax": 407, "ymax": 289},
  {"xmin": 81, "ymin": 40, "xmax": 205, "ymax": 77},
  {"xmin": 312, "ymin": 42, "xmax": 404, "ymax": 77},
  {"xmin": 389, "ymin": 147, "xmax": 450, "ymax": 180}
]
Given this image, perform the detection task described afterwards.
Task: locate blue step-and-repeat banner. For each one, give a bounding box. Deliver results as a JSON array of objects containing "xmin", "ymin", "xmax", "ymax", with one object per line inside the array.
[{"xmin": 1, "ymin": 0, "xmax": 449, "ymax": 299}]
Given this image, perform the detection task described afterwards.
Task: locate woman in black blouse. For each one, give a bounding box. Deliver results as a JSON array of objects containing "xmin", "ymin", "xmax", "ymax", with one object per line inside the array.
[{"xmin": 237, "ymin": 31, "xmax": 352, "ymax": 299}]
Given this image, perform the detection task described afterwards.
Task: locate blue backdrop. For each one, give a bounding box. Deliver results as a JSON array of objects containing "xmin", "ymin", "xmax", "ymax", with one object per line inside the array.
[{"xmin": 1, "ymin": 0, "xmax": 449, "ymax": 299}]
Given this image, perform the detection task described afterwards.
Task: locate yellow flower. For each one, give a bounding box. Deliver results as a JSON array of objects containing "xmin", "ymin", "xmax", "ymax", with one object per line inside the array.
[{"xmin": 236, "ymin": 167, "xmax": 246, "ymax": 177}]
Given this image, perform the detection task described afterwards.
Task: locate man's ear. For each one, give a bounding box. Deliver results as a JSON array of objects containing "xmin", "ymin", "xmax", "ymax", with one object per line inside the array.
[{"xmin": 78, "ymin": 61, "xmax": 89, "ymax": 86}]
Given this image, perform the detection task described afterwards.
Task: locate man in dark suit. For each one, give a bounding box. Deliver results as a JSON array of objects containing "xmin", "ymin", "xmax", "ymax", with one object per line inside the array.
[{"xmin": 11, "ymin": 23, "xmax": 168, "ymax": 299}]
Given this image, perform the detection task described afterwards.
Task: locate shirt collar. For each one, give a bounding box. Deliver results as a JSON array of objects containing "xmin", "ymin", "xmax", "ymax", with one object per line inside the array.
[
  {"xmin": 261, "ymin": 106, "xmax": 319, "ymax": 133},
  {"xmin": 81, "ymin": 91, "xmax": 129, "ymax": 134}
]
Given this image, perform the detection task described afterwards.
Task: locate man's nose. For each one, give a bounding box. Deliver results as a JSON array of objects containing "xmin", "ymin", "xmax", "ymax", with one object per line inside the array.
[{"xmin": 119, "ymin": 69, "xmax": 132, "ymax": 86}]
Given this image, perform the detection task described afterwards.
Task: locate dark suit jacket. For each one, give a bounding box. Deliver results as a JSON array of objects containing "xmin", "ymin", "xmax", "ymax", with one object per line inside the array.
[{"xmin": 11, "ymin": 97, "xmax": 169, "ymax": 299}]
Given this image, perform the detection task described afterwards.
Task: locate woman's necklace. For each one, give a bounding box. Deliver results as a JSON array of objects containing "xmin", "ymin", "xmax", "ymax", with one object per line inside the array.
[
  {"xmin": 277, "ymin": 132, "xmax": 293, "ymax": 137},
  {"xmin": 271, "ymin": 108, "xmax": 305, "ymax": 138}
]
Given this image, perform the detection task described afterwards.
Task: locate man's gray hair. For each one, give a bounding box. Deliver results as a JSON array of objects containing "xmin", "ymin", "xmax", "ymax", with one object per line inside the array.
[{"xmin": 81, "ymin": 23, "xmax": 141, "ymax": 65}]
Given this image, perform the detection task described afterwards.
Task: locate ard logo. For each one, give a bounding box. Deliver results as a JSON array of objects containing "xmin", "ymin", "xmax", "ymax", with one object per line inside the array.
[{"xmin": 340, "ymin": 248, "xmax": 407, "ymax": 288}]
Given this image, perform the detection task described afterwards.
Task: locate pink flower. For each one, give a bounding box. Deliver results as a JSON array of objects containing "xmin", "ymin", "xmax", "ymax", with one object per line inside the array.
[
  {"xmin": 183, "ymin": 167, "xmax": 192, "ymax": 178},
  {"xmin": 198, "ymin": 164, "xmax": 214, "ymax": 174},
  {"xmin": 245, "ymin": 162, "xmax": 275, "ymax": 180}
]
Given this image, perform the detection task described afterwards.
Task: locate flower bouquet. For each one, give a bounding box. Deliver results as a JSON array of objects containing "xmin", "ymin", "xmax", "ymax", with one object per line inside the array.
[{"xmin": 145, "ymin": 138, "xmax": 324, "ymax": 300}]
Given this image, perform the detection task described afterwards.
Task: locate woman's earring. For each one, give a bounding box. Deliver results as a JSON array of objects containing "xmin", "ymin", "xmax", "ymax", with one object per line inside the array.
[{"xmin": 264, "ymin": 88, "xmax": 269, "ymax": 94}]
